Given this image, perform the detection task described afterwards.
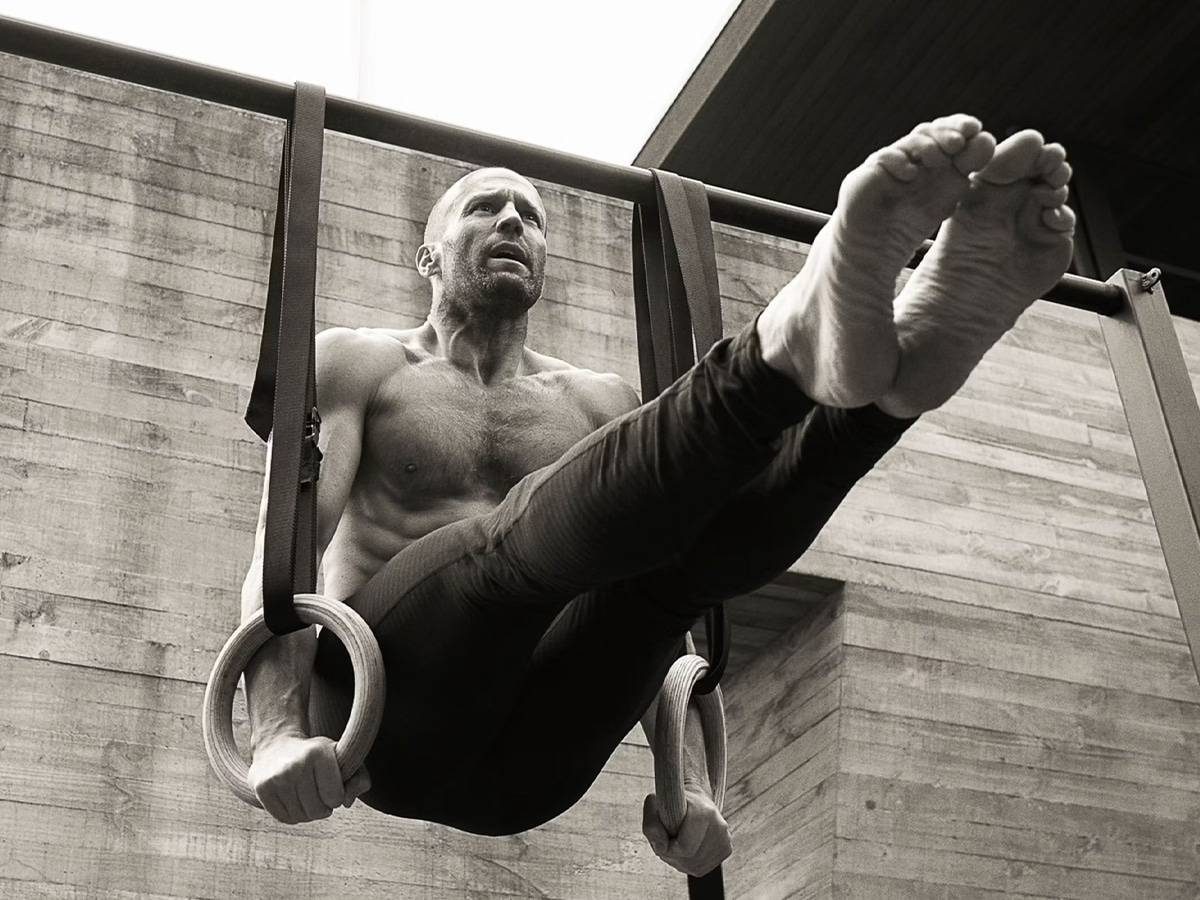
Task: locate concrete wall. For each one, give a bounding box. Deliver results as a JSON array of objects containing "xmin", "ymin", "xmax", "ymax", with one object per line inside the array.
[
  {"xmin": 3, "ymin": 47, "xmax": 1200, "ymax": 900},
  {"xmin": 720, "ymin": 299, "xmax": 1200, "ymax": 895},
  {"xmin": 0, "ymin": 52, "xmax": 685, "ymax": 900}
]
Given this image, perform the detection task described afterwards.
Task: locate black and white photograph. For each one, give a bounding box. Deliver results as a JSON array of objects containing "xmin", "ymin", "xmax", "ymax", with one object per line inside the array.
[{"xmin": 2, "ymin": 1, "xmax": 1199, "ymax": 897}]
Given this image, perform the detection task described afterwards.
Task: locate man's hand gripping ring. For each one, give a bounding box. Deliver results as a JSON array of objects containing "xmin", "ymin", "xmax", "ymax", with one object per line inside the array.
[{"xmin": 201, "ymin": 593, "xmax": 385, "ymax": 807}]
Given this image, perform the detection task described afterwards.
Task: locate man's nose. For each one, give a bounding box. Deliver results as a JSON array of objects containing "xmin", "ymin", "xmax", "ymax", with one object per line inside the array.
[{"xmin": 495, "ymin": 202, "xmax": 523, "ymax": 234}]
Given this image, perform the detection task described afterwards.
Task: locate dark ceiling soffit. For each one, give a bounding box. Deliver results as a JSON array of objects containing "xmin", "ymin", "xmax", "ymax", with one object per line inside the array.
[{"xmin": 634, "ymin": 0, "xmax": 777, "ymax": 169}]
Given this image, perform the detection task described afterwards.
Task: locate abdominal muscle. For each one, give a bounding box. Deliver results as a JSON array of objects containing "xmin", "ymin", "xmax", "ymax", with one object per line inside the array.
[{"xmin": 319, "ymin": 487, "xmax": 505, "ymax": 605}]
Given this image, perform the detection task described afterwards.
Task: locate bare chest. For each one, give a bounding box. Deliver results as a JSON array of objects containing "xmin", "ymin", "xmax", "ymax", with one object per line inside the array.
[{"xmin": 362, "ymin": 363, "xmax": 600, "ymax": 505}]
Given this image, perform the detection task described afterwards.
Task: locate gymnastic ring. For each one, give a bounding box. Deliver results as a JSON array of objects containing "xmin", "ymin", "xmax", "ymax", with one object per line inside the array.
[
  {"xmin": 201, "ymin": 593, "xmax": 386, "ymax": 808},
  {"xmin": 653, "ymin": 654, "xmax": 727, "ymax": 835}
]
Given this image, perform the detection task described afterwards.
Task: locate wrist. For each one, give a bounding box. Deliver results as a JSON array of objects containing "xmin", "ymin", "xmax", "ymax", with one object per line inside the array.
[
  {"xmin": 250, "ymin": 723, "xmax": 309, "ymax": 756},
  {"xmin": 683, "ymin": 777, "xmax": 713, "ymax": 798}
]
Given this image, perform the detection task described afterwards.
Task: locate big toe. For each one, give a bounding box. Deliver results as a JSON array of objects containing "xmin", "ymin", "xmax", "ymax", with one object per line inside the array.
[{"xmin": 976, "ymin": 129, "xmax": 1049, "ymax": 185}]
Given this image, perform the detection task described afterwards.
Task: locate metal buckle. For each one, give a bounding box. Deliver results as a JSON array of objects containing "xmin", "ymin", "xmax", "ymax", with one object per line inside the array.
[{"xmin": 300, "ymin": 406, "xmax": 323, "ymax": 485}]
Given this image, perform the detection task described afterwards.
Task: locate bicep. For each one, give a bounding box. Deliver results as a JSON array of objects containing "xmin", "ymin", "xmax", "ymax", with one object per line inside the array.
[
  {"xmin": 246, "ymin": 398, "xmax": 362, "ymax": 570},
  {"xmin": 313, "ymin": 397, "xmax": 364, "ymax": 551},
  {"xmin": 312, "ymin": 330, "xmax": 373, "ymax": 552}
]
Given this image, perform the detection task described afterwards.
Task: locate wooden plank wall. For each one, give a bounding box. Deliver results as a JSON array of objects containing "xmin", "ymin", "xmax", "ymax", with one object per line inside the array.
[{"xmin": 719, "ymin": 301, "xmax": 1200, "ymax": 895}]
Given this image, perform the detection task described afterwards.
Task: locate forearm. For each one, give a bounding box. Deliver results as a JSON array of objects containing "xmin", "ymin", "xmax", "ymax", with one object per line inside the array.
[{"xmin": 240, "ymin": 557, "xmax": 318, "ymax": 752}]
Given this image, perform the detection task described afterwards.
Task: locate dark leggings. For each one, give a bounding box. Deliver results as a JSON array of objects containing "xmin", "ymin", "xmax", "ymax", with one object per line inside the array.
[{"xmin": 310, "ymin": 319, "xmax": 913, "ymax": 835}]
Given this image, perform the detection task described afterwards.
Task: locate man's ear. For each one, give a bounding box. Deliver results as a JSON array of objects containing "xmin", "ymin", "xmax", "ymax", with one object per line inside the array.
[{"xmin": 415, "ymin": 243, "xmax": 442, "ymax": 278}]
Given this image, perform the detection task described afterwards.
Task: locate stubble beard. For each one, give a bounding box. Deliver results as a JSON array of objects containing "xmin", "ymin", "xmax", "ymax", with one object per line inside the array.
[{"xmin": 443, "ymin": 265, "xmax": 543, "ymax": 323}]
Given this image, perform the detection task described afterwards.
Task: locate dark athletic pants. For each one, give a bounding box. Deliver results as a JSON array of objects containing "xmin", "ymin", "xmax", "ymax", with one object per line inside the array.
[{"xmin": 310, "ymin": 319, "xmax": 914, "ymax": 835}]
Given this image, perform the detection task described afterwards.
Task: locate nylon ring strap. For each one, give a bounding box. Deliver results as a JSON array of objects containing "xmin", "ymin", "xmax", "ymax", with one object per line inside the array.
[
  {"xmin": 243, "ymin": 82, "xmax": 326, "ymax": 636},
  {"xmin": 632, "ymin": 170, "xmax": 729, "ymax": 694},
  {"xmin": 632, "ymin": 170, "xmax": 728, "ymax": 900}
]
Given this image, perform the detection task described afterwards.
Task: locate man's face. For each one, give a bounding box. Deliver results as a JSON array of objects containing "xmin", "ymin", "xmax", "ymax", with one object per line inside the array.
[{"xmin": 428, "ymin": 170, "xmax": 548, "ymax": 316}]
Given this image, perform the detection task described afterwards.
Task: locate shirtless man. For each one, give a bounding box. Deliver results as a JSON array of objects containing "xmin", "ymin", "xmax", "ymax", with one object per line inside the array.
[{"xmin": 240, "ymin": 114, "xmax": 1075, "ymax": 877}]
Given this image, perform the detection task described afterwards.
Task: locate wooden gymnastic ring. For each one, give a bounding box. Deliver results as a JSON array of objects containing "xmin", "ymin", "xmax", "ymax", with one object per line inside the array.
[
  {"xmin": 201, "ymin": 593, "xmax": 386, "ymax": 808},
  {"xmin": 653, "ymin": 654, "xmax": 727, "ymax": 834}
]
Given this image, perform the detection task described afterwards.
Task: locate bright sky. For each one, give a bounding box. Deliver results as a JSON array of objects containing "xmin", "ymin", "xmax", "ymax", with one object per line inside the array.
[{"xmin": 0, "ymin": 0, "xmax": 740, "ymax": 164}]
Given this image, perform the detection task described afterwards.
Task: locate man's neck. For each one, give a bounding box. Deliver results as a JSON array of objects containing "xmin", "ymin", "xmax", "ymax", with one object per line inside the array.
[{"xmin": 427, "ymin": 305, "xmax": 530, "ymax": 384}]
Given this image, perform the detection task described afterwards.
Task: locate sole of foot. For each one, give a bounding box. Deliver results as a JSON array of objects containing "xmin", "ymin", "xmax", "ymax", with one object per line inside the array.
[
  {"xmin": 875, "ymin": 129, "xmax": 1077, "ymax": 419},
  {"xmin": 757, "ymin": 114, "xmax": 997, "ymax": 408}
]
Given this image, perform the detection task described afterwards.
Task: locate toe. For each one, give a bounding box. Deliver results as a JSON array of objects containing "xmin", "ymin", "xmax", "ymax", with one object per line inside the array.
[
  {"xmin": 921, "ymin": 118, "xmax": 969, "ymax": 154},
  {"xmin": 898, "ymin": 131, "xmax": 950, "ymax": 170},
  {"xmin": 1036, "ymin": 142, "xmax": 1067, "ymax": 174},
  {"xmin": 920, "ymin": 116, "xmax": 996, "ymax": 175},
  {"xmin": 1040, "ymin": 159, "xmax": 1072, "ymax": 190},
  {"xmin": 954, "ymin": 130, "xmax": 997, "ymax": 175},
  {"xmin": 873, "ymin": 145, "xmax": 922, "ymax": 182},
  {"xmin": 1041, "ymin": 205, "xmax": 1076, "ymax": 233},
  {"xmin": 926, "ymin": 126, "xmax": 968, "ymax": 157},
  {"xmin": 1031, "ymin": 183, "xmax": 1070, "ymax": 207},
  {"xmin": 977, "ymin": 129, "xmax": 1046, "ymax": 185},
  {"xmin": 927, "ymin": 113, "xmax": 983, "ymax": 141}
]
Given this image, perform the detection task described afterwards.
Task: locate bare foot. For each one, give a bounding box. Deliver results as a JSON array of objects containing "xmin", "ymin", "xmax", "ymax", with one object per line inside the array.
[
  {"xmin": 757, "ymin": 114, "xmax": 997, "ymax": 408},
  {"xmin": 875, "ymin": 129, "xmax": 1076, "ymax": 418}
]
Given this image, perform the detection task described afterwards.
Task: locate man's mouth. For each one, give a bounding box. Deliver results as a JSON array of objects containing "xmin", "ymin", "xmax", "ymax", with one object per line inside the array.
[{"xmin": 487, "ymin": 244, "xmax": 529, "ymax": 267}]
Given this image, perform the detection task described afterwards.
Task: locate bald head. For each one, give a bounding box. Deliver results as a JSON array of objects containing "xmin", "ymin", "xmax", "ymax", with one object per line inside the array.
[
  {"xmin": 423, "ymin": 167, "xmax": 546, "ymax": 245},
  {"xmin": 415, "ymin": 166, "xmax": 549, "ymax": 318}
]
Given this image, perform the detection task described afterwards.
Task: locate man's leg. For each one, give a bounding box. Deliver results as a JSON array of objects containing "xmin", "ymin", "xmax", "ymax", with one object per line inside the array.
[
  {"xmin": 673, "ymin": 402, "xmax": 915, "ymax": 600},
  {"xmin": 680, "ymin": 123, "xmax": 1077, "ymax": 595},
  {"xmin": 385, "ymin": 570, "xmax": 698, "ymax": 835}
]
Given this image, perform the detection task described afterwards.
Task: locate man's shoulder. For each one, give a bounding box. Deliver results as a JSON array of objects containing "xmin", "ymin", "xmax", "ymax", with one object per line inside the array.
[
  {"xmin": 318, "ymin": 324, "xmax": 429, "ymax": 362},
  {"xmin": 316, "ymin": 326, "xmax": 422, "ymax": 395},
  {"xmin": 523, "ymin": 347, "xmax": 624, "ymax": 390},
  {"xmin": 525, "ymin": 349, "xmax": 641, "ymax": 423},
  {"xmin": 317, "ymin": 324, "xmax": 423, "ymax": 351}
]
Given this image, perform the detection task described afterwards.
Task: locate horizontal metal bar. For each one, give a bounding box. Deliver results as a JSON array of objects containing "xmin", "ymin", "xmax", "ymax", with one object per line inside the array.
[{"xmin": 0, "ymin": 14, "xmax": 1122, "ymax": 316}]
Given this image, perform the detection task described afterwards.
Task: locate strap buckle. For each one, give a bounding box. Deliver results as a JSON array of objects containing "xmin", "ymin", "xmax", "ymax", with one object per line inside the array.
[{"xmin": 300, "ymin": 406, "xmax": 323, "ymax": 485}]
